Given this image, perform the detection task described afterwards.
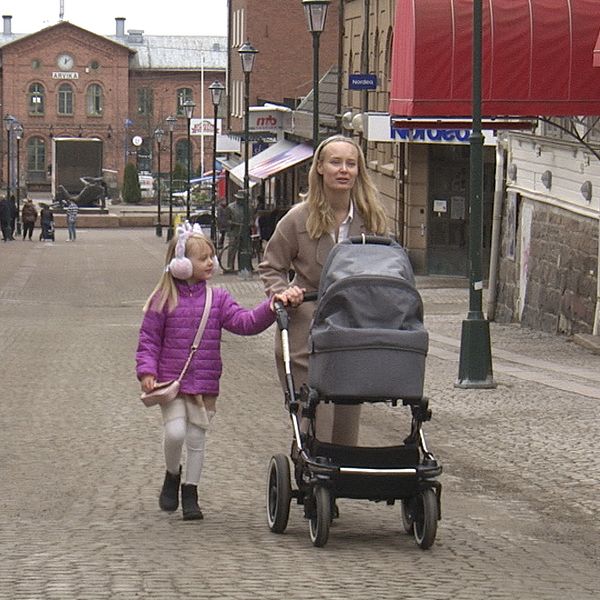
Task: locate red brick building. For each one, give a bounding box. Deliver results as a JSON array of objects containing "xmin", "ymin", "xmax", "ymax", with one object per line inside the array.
[
  {"xmin": 0, "ymin": 16, "xmax": 226, "ymax": 197},
  {"xmin": 227, "ymin": 0, "xmax": 339, "ymax": 131}
]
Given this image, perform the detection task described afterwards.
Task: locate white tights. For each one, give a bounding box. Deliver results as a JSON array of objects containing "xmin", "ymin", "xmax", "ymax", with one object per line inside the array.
[{"xmin": 163, "ymin": 412, "xmax": 215, "ymax": 485}]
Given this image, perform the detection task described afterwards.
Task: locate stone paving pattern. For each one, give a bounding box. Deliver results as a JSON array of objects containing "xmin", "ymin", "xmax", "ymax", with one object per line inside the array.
[{"xmin": 0, "ymin": 229, "xmax": 598, "ymax": 599}]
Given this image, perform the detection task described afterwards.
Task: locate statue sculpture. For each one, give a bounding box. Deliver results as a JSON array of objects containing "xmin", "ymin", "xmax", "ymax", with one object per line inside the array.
[{"xmin": 55, "ymin": 176, "xmax": 107, "ymax": 208}]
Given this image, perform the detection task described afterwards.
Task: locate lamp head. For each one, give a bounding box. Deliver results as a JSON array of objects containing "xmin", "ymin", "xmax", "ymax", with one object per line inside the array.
[
  {"xmin": 154, "ymin": 127, "xmax": 164, "ymax": 144},
  {"xmin": 209, "ymin": 80, "xmax": 225, "ymax": 107},
  {"xmin": 302, "ymin": 0, "xmax": 331, "ymax": 33},
  {"xmin": 3, "ymin": 114, "xmax": 15, "ymax": 132},
  {"xmin": 166, "ymin": 115, "xmax": 177, "ymax": 132},
  {"xmin": 238, "ymin": 41, "xmax": 258, "ymax": 74},
  {"xmin": 182, "ymin": 99, "xmax": 195, "ymax": 120}
]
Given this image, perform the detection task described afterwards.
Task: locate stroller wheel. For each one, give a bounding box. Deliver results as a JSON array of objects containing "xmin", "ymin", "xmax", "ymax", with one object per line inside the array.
[
  {"xmin": 413, "ymin": 488, "xmax": 438, "ymax": 550},
  {"xmin": 400, "ymin": 499, "xmax": 414, "ymax": 535},
  {"xmin": 266, "ymin": 454, "xmax": 292, "ymax": 534},
  {"xmin": 308, "ymin": 484, "xmax": 331, "ymax": 548}
]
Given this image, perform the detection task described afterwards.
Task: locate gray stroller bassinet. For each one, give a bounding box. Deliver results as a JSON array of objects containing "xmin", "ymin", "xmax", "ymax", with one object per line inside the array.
[
  {"xmin": 266, "ymin": 235, "xmax": 441, "ymax": 549},
  {"xmin": 308, "ymin": 235, "xmax": 428, "ymax": 401}
]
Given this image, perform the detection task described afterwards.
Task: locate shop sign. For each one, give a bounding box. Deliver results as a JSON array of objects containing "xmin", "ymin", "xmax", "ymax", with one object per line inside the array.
[
  {"xmin": 190, "ymin": 118, "xmax": 222, "ymax": 136},
  {"xmin": 349, "ymin": 73, "xmax": 378, "ymax": 90}
]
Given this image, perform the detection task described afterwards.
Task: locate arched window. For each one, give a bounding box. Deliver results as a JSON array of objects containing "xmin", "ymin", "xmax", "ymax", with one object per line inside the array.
[
  {"xmin": 176, "ymin": 88, "xmax": 193, "ymax": 116},
  {"xmin": 86, "ymin": 83, "xmax": 103, "ymax": 116},
  {"xmin": 28, "ymin": 83, "xmax": 45, "ymax": 115},
  {"xmin": 26, "ymin": 137, "xmax": 46, "ymax": 182},
  {"xmin": 57, "ymin": 83, "xmax": 74, "ymax": 115}
]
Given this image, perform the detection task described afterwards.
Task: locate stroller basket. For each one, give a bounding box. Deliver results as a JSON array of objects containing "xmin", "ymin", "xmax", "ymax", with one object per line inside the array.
[{"xmin": 307, "ymin": 440, "xmax": 423, "ymax": 500}]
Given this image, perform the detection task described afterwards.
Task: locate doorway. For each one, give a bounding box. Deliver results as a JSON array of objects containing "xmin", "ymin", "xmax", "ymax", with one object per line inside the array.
[{"xmin": 427, "ymin": 145, "xmax": 494, "ymax": 276}]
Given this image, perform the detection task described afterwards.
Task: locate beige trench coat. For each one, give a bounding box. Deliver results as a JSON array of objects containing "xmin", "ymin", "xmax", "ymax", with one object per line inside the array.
[{"xmin": 259, "ymin": 202, "xmax": 369, "ymax": 445}]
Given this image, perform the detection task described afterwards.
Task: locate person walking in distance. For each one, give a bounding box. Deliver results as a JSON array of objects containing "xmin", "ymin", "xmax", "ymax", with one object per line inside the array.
[
  {"xmin": 65, "ymin": 199, "xmax": 79, "ymax": 241},
  {"xmin": 0, "ymin": 196, "xmax": 12, "ymax": 242},
  {"xmin": 135, "ymin": 223, "xmax": 295, "ymax": 520},
  {"xmin": 21, "ymin": 198, "xmax": 38, "ymax": 241},
  {"xmin": 225, "ymin": 194, "xmax": 244, "ymax": 271}
]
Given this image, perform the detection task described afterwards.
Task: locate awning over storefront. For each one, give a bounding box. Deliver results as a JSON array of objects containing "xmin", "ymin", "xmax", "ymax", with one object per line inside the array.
[
  {"xmin": 390, "ymin": 0, "xmax": 600, "ymax": 117},
  {"xmin": 227, "ymin": 140, "xmax": 313, "ymax": 188}
]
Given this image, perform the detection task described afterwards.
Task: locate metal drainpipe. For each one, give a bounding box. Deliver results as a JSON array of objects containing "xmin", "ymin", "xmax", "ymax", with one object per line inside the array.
[
  {"xmin": 336, "ymin": 0, "xmax": 344, "ymax": 133},
  {"xmin": 486, "ymin": 134, "xmax": 507, "ymax": 321},
  {"xmin": 594, "ymin": 216, "xmax": 600, "ymax": 335}
]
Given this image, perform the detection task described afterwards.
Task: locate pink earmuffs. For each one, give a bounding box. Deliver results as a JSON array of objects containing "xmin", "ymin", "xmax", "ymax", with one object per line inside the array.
[{"xmin": 168, "ymin": 221, "xmax": 204, "ymax": 280}]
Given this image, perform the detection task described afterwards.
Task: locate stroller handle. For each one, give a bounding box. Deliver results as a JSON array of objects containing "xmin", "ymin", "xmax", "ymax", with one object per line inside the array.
[
  {"xmin": 273, "ymin": 291, "xmax": 318, "ymax": 329},
  {"xmin": 346, "ymin": 234, "xmax": 393, "ymax": 245}
]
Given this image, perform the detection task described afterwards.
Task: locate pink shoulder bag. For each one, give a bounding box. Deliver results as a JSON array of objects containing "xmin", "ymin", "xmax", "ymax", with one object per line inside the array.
[{"xmin": 140, "ymin": 287, "xmax": 213, "ymax": 407}]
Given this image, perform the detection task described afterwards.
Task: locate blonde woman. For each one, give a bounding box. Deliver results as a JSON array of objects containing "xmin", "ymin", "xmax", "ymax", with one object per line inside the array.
[{"xmin": 259, "ymin": 135, "xmax": 388, "ymax": 446}]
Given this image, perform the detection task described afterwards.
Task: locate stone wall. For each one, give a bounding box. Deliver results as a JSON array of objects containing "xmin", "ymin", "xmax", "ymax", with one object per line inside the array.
[{"xmin": 495, "ymin": 198, "xmax": 598, "ymax": 335}]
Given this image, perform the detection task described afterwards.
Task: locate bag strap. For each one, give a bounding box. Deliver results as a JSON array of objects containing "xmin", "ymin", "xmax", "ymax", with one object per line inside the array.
[{"xmin": 176, "ymin": 286, "xmax": 213, "ymax": 383}]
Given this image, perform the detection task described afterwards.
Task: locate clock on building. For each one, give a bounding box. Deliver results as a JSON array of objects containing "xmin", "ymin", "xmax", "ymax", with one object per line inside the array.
[{"xmin": 57, "ymin": 53, "xmax": 74, "ymax": 71}]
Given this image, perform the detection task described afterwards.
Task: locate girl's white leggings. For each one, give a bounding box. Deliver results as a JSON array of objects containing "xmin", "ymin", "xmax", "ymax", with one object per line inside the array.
[{"xmin": 163, "ymin": 413, "xmax": 215, "ymax": 485}]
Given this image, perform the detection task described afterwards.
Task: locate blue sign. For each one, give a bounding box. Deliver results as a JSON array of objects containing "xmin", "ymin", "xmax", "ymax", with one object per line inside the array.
[
  {"xmin": 349, "ymin": 73, "xmax": 378, "ymax": 90},
  {"xmin": 392, "ymin": 128, "xmax": 472, "ymax": 143}
]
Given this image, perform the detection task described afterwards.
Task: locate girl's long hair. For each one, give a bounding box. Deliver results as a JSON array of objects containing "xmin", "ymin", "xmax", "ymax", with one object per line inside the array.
[
  {"xmin": 142, "ymin": 233, "xmax": 216, "ymax": 313},
  {"xmin": 303, "ymin": 135, "xmax": 388, "ymax": 239}
]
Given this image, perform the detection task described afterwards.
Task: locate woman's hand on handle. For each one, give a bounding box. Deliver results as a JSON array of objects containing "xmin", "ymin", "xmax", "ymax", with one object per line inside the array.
[{"xmin": 270, "ymin": 285, "xmax": 305, "ymax": 311}]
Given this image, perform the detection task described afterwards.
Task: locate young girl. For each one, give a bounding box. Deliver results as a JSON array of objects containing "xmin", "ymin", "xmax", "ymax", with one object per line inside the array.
[{"xmin": 136, "ymin": 223, "xmax": 295, "ymax": 520}]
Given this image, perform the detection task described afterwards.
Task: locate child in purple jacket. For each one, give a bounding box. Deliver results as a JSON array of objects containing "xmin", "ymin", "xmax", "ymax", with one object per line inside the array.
[{"xmin": 136, "ymin": 223, "xmax": 298, "ymax": 520}]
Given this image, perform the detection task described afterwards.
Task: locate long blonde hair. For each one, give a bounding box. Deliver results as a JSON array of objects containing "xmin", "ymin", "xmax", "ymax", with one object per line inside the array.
[
  {"xmin": 143, "ymin": 233, "xmax": 216, "ymax": 313},
  {"xmin": 302, "ymin": 135, "xmax": 388, "ymax": 239}
]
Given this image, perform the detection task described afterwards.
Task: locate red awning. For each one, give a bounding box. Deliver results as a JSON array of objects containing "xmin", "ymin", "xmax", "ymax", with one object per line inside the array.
[{"xmin": 389, "ymin": 0, "xmax": 600, "ymax": 118}]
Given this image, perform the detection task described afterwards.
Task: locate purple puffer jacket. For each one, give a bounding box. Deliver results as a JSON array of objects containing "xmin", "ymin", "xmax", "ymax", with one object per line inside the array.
[{"xmin": 136, "ymin": 281, "xmax": 275, "ymax": 396}]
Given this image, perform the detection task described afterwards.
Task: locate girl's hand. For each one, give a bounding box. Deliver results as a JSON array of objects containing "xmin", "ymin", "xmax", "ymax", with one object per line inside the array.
[{"xmin": 141, "ymin": 375, "xmax": 157, "ymax": 393}]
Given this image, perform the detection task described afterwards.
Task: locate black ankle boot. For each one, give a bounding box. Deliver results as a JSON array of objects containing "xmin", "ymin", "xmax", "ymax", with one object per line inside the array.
[
  {"xmin": 181, "ymin": 484, "xmax": 204, "ymax": 520},
  {"xmin": 159, "ymin": 467, "xmax": 181, "ymax": 512}
]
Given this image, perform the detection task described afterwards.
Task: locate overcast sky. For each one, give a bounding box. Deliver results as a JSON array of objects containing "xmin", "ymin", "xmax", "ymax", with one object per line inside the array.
[{"xmin": 2, "ymin": 0, "xmax": 227, "ymax": 37}]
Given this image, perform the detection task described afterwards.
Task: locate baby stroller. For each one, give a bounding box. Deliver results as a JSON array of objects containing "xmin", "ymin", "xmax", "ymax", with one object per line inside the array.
[
  {"xmin": 266, "ymin": 236, "xmax": 442, "ymax": 548},
  {"xmin": 40, "ymin": 220, "xmax": 55, "ymax": 241}
]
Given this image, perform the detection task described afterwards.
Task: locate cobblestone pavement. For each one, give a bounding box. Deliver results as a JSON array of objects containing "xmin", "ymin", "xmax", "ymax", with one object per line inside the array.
[{"xmin": 0, "ymin": 230, "xmax": 598, "ymax": 600}]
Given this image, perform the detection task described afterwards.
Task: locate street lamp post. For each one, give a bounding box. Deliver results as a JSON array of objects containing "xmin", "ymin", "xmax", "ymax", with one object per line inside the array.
[
  {"xmin": 3, "ymin": 114, "xmax": 15, "ymax": 202},
  {"xmin": 14, "ymin": 122, "xmax": 23, "ymax": 236},
  {"xmin": 154, "ymin": 127, "xmax": 164, "ymax": 237},
  {"xmin": 183, "ymin": 99, "xmax": 196, "ymax": 221},
  {"xmin": 166, "ymin": 116, "xmax": 177, "ymax": 241},
  {"xmin": 238, "ymin": 41, "xmax": 258, "ymax": 277},
  {"xmin": 209, "ymin": 80, "xmax": 225, "ymax": 245},
  {"xmin": 302, "ymin": 0, "xmax": 330, "ymax": 147},
  {"xmin": 456, "ymin": 0, "xmax": 495, "ymax": 389}
]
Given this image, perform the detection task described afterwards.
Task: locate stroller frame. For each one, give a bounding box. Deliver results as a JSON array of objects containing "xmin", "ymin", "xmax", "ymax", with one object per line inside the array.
[{"xmin": 266, "ymin": 237, "xmax": 442, "ymax": 549}]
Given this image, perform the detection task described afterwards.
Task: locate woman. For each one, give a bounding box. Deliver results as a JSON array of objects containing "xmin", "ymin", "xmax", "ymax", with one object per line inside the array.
[{"xmin": 259, "ymin": 135, "xmax": 388, "ymax": 445}]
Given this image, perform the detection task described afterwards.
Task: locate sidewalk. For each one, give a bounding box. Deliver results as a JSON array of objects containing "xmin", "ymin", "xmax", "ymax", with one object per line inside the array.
[{"xmin": 0, "ymin": 228, "xmax": 598, "ymax": 600}]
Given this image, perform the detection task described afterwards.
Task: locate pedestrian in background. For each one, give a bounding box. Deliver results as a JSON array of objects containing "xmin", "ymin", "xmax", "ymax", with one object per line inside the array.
[
  {"xmin": 225, "ymin": 194, "xmax": 244, "ymax": 271},
  {"xmin": 259, "ymin": 135, "xmax": 388, "ymax": 446},
  {"xmin": 21, "ymin": 198, "xmax": 38, "ymax": 241},
  {"xmin": 65, "ymin": 199, "xmax": 79, "ymax": 241},
  {"xmin": 39, "ymin": 203, "xmax": 54, "ymax": 241},
  {"xmin": 216, "ymin": 198, "xmax": 227, "ymax": 249},
  {"xmin": 8, "ymin": 195, "xmax": 17, "ymax": 240},
  {"xmin": 0, "ymin": 196, "xmax": 12, "ymax": 242},
  {"xmin": 135, "ymin": 224, "xmax": 294, "ymax": 520}
]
